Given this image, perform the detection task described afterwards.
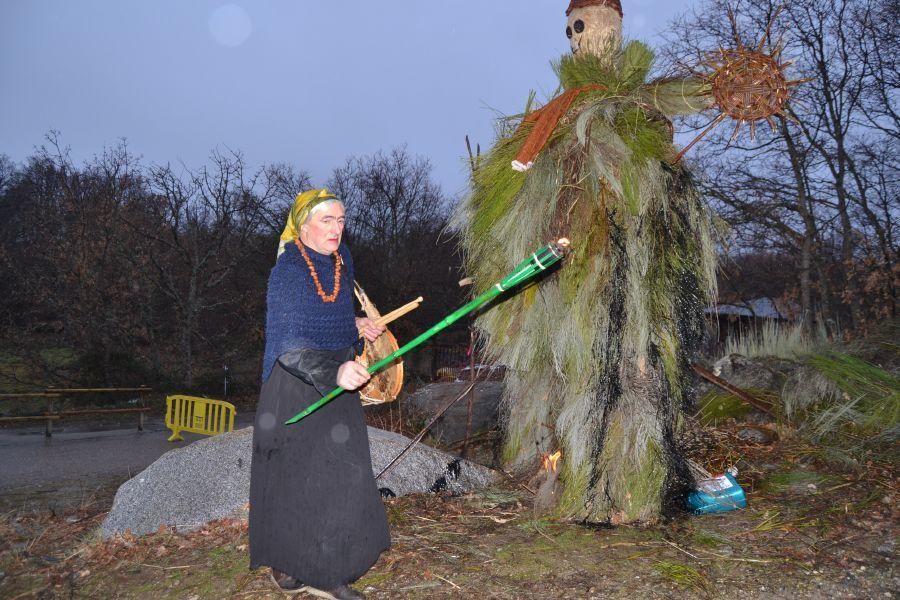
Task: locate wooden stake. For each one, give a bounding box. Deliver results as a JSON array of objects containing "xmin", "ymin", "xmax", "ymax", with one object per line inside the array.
[{"xmin": 692, "ymin": 363, "xmax": 774, "ymax": 415}]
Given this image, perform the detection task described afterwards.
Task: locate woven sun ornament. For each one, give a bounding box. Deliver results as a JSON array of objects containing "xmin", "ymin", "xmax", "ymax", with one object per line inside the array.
[{"xmin": 675, "ymin": 9, "xmax": 807, "ymax": 162}]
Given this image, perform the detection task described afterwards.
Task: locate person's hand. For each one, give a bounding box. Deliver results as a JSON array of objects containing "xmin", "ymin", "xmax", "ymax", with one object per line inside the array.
[
  {"xmin": 356, "ymin": 317, "xmax": 386, "ymax": 342},
  {"xmin": 336, "ymin": 360, "xmax": 371, "ymax": 390}
]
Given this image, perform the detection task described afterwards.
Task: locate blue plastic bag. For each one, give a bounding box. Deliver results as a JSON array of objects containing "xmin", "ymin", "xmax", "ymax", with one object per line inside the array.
[{"xmin": 687, "ymin": 468, "xmax": 747, "ymax": 514}]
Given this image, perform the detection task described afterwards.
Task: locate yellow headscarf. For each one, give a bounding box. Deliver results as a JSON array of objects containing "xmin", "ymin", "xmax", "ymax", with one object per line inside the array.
[{"xmin": 277, "ymin": 188, "xmax": 338, "ymax": 257}]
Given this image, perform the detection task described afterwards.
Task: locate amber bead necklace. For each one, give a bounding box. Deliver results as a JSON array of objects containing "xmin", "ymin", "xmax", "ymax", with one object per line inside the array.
[{"xmin": 295, "ymin": 239, "xmax": 341, "ymax": 303}]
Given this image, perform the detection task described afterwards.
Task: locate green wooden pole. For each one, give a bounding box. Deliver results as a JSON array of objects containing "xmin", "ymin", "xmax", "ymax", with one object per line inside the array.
[{"xmin": 285, "ymin": 239, "xmax": 569, "ymax": 425}]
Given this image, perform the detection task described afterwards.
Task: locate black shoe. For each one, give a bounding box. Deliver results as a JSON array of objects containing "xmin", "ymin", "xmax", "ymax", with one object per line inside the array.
[
  {"xmin": 305, "ymin": 584, "xmax": 366, "ymax": 600},
  {"xmin": 269, "ymin": 569, "xmax": 308, "ymax": 594}
]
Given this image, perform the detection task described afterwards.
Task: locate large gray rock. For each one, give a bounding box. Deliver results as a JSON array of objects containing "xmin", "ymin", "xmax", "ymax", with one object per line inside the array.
[
  {"xmin": 369, "ymin": 427, "xmax": 498, "ymax": 497},
  {"xmin": 692, "ymin": 354, "xmax": 802, "ymax": 423},
  {"xmin": 709, "ymin": 353, "xmax": 798, "ymax": 392},
  {"xmin": 101, "ymin": 426, "xmax": 498, "ymax": 538},
  {"xmin": 101, "ymin": 428, "xmax": 253, "ymax": 538},
  {"xmin": 405, "ymin": 382, "xmax": 503, "ymax": 445}
]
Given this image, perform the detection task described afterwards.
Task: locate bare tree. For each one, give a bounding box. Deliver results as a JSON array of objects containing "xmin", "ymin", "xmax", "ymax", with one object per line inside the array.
[
  {"xmin": 0, "ymin": 134, "xmax": 152, "ymax": 384},
  {"xmin": 141, "ymin": 149, "xmax": 301, "ymax": 385},
  {"xmin": 328, "ymin": 147, "xmax": 463, "ymax": 336},
  {"xmin": 0, "ymin": 155, "xmax": 15, "ymax": 196},
  {"xmin": 665, "ymin": 0, "xmax": 898, "ymax": 331}
]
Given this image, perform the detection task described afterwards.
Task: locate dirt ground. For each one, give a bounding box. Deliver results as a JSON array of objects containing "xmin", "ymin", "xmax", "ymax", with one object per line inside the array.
[{"xmin": 1, "ymin": 425, "xmax": 896, "ymax": 599}]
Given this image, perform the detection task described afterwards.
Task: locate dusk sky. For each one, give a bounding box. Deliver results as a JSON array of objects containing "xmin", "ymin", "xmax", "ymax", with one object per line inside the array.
[{"xmin": 1, "ymin": 1, "xmax": 695, "ymax": 198}]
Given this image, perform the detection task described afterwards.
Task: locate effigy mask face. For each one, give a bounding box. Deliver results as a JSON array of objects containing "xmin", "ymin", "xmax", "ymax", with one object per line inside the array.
[{"xmin": 566, "ymin": 5, "xmax": 623, "ymax": 57}]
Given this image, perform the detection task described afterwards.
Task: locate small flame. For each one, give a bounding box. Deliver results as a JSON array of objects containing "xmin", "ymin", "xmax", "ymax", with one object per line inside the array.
[{"xmin": 542, "ymin": 450, "xmax": 562, "ymax": 473}]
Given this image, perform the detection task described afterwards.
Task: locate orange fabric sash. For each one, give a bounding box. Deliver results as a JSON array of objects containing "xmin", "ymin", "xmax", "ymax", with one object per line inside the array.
[{"xmin": 512, "ymin": 84, "xmax": 607, "ymax": 171}]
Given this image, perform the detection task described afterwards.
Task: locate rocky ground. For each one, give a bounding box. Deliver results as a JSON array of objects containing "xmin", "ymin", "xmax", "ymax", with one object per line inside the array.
[{"xmin": 1, "ymin": 417, "xmax": 896, "ymax": 599}]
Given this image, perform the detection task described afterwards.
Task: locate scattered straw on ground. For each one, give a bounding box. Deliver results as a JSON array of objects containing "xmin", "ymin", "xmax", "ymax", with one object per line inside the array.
[{"xmin": 1, "ymin": 426, "xmax": 896, "ymax": 599}]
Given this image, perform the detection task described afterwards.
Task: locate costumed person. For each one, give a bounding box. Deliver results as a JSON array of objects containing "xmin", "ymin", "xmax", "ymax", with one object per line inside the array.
[
  {"xmin": 250, "ymin": 188, "xmax": 390, "ymax": 599},
  {"xmin": 452, "ymin": 0, "xmax": 720, "ymax": 524}
]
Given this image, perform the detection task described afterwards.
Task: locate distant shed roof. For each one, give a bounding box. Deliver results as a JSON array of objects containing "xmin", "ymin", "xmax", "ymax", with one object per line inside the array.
[{"xmin": 705, "ymin": 297, "xmax": 788, "ymax": 320}]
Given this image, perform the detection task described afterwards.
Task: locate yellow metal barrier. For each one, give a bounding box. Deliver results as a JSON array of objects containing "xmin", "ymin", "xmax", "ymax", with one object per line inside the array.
[{"xmin": 165, "ymin": 395, "xmax": 235, "ymax": 442}]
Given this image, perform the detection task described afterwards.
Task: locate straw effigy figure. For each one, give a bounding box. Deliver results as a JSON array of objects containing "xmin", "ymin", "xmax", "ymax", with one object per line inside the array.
[
  {"xmin": 453, "ymin": 0, "xmax": 720, "ymax": 524},
  {"xmin": 456, "ymin": 0, "xmax": 800, "ymax": 523}
]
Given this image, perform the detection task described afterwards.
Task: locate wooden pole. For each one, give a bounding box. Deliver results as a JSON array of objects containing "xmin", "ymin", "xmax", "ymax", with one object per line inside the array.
[
  {"xmin": 0, "ymin": 415, "xmax": 61, "ymax": 422},
  {"xmin": 462, "ymin": 328, "xmax": 476, "ymax": 459},
  {"xmin": 375, "ymin": 382, "xmax": 477, "ymax": 480},
  {"xmin": 57, "ymin": 408, "xmax": 151, "ymax": 416},
  {"xmin": 44, "ymin": 387, "xmax": 152, "ymax": 393},
  {"xmin": 139, "ymin": 390, "xmax": 145, "ymax": 432},
  {"xmin": 691, "ymin": 363, "xmax": 774, "ymax": 415},
  {"xmin": 46, "ymin": 396, "xmax": 54, "ymax": 437}
]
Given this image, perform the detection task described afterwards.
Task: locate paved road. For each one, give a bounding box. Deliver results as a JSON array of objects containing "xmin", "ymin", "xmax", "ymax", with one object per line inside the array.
[{"xmin": 0, "ymin": 414, "xmax": 255, "ymax": 506}]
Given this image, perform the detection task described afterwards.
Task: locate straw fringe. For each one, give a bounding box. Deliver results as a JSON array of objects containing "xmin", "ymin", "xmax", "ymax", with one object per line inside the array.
[{"xmin": 454, "ymin": 41, "xmax": 717, "ymax": 523}]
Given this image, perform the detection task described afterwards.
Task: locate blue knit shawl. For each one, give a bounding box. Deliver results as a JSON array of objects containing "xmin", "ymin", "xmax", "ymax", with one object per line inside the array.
[{"xmin": 261, "ymin": 242, "xmax": 358, "ymax": 382}]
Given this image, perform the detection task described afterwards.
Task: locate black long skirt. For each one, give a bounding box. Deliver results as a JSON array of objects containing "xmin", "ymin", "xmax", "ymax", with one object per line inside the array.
[{"xmin": 249, "ymin": 354, "xmax": 390, "ymax": 588}]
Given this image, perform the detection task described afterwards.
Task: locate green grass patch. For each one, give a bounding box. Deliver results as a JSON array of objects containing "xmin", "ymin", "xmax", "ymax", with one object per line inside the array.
[
  {"xmin": 188, "ymin": 545, "xmax": 247, "ymax": 597},
  {"xmin": 386, "ymin": 503, "xmax": 410, "ymax": 527},
  {"xmin": 762, "ymin": 469, "xmax": 831, "ymax": 494},
  {"xmin": 0, "ymin": 351, "xmax": 29, "ymax": 393},
  {"xmin": 493, "ymin": 525, "xmax": 603, "ymax": 581},
  {"xmin": 0, "ymin": 346, "xmax": 79, "ymax": 394},
  {"xmin": 515, "ymin": 516, "xmax": 557, "ymax": 533},
  {"xmin": 654, "ymin": 560, "xmax": 711, "ymax": 595},
  {"xmin": 691, "ymin": 528, "xmax": 729, "ymax": 548},
  {"xmin": 357, "ymin": 570, "xmax": 394, "ymax": 587},
  {"xmin": 493, "ymin": 540, "xmax": 562, "ymax": 581},
  {"xmin": 805, "ymin": 352, "xmax": 900, "ymax": 434},
  {"xmin": 781, "ymin": 351, "xmax": 900, "ymax": 464},
  {"xmin": 695, "ymin": 388, "xmax": 780, "ymax": 425},
  {"xmin": 695, "ymin": 390, "xmax": 752, "ymax": 424},
  {"xmin": 473, "ymin": 488, "xmax": 527, "ymax": 508},
  {"xmin": 39, "ymin": 347, "xmax": 78, "ymax": 369}
]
